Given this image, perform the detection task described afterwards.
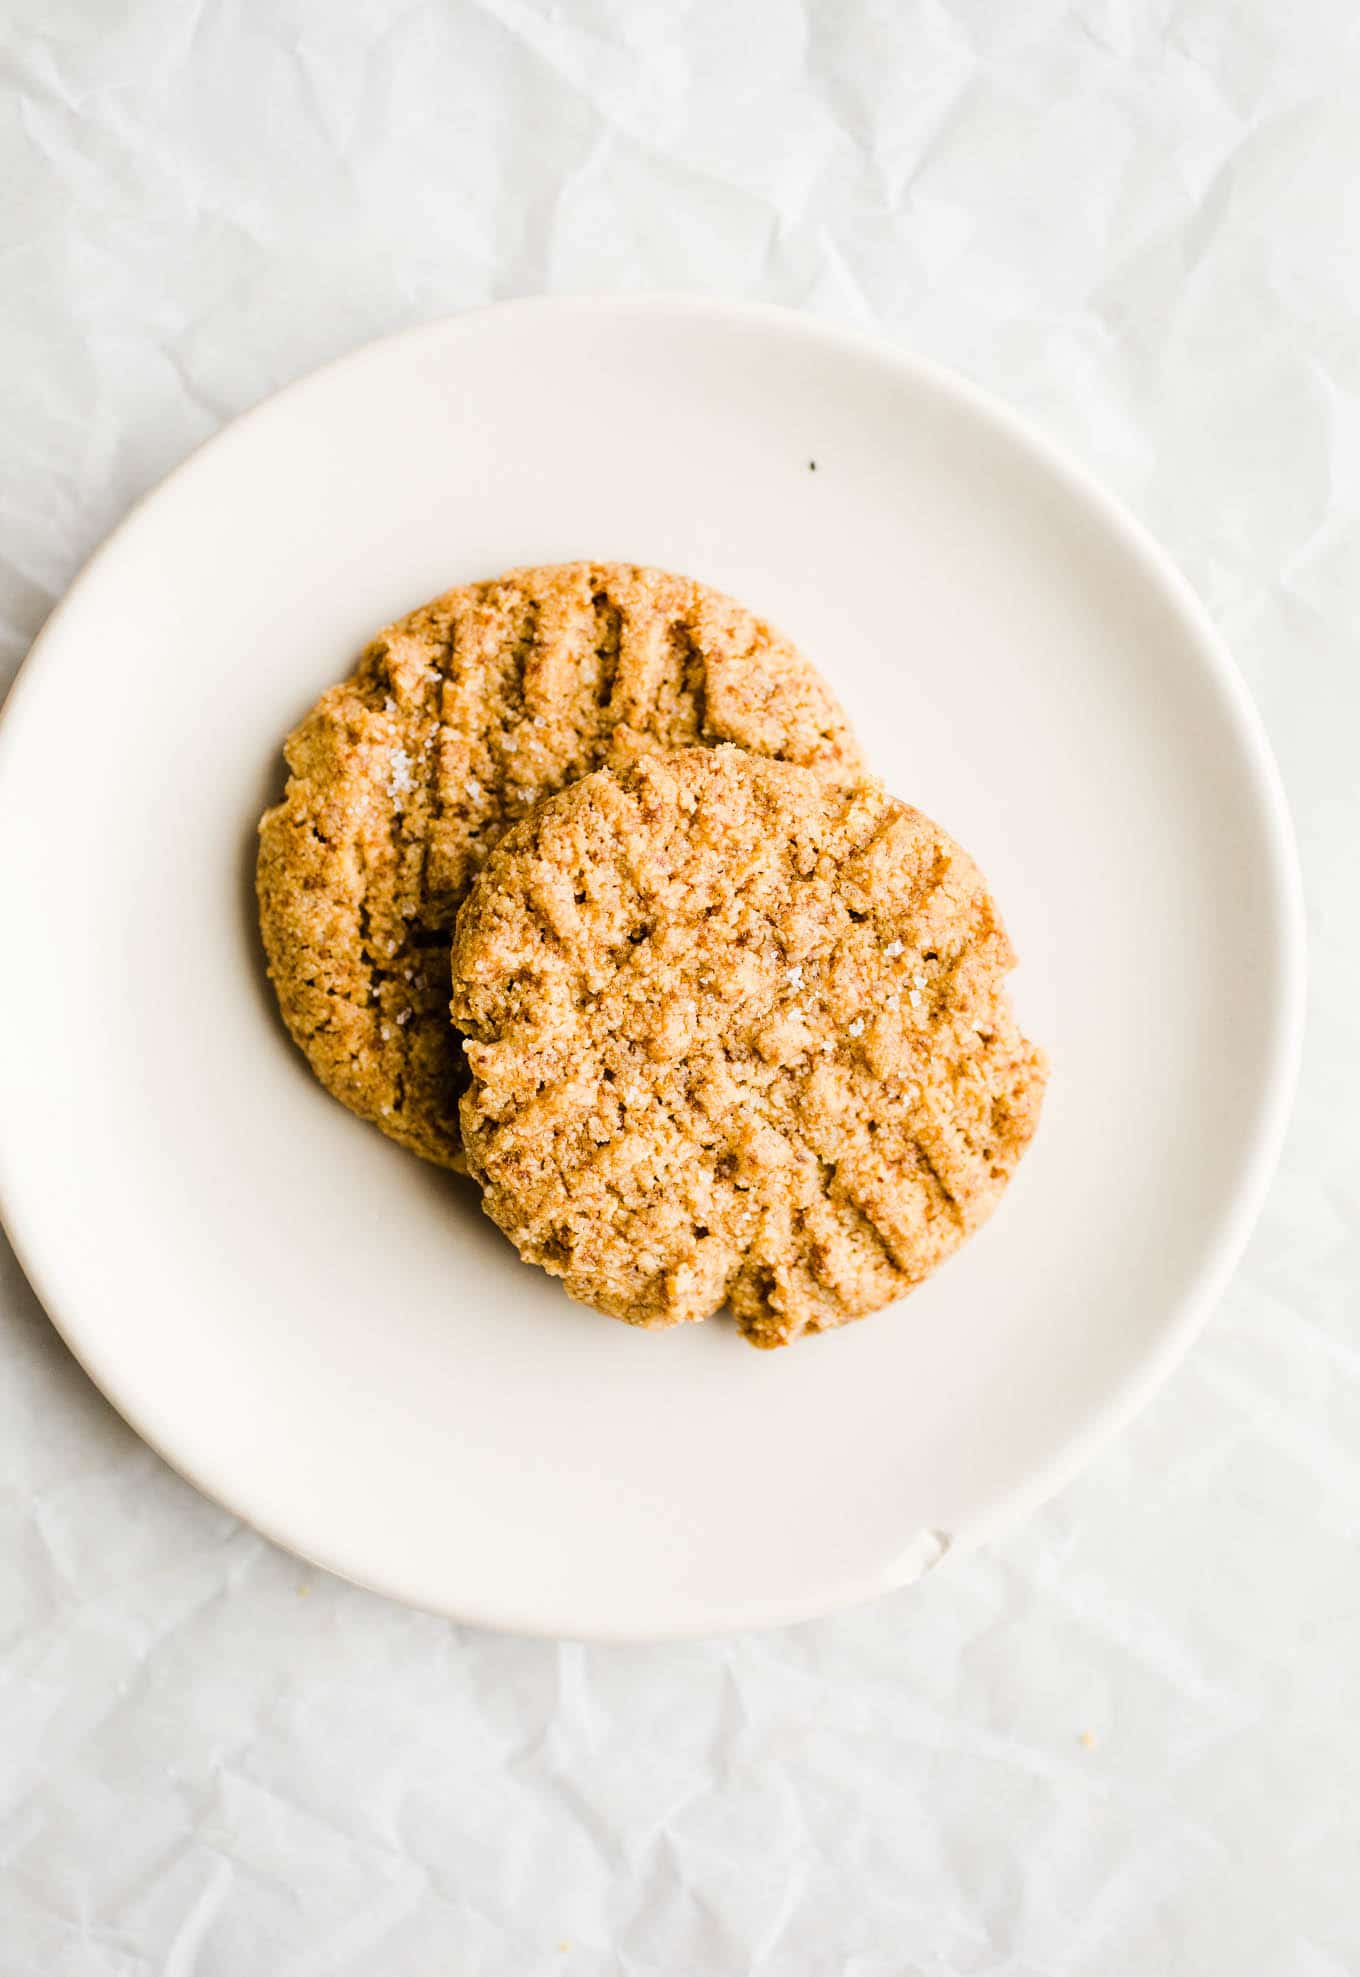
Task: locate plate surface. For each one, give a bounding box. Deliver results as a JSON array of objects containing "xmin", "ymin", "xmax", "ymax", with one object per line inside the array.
[{"xmin": 0, "ymin": 298, "xmax": 1302, "ymax": 1638}]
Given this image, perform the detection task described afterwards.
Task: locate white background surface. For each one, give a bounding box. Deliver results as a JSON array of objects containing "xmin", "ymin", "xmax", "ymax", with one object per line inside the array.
[{"xmin": 1, "ymin": 2, "xmax": 1356, "ymax": 1971}]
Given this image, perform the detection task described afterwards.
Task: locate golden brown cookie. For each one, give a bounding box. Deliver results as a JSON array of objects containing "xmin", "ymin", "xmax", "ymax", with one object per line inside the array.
[
  {"xmin": 452, "ymin": 747, "xmax": 1047, "ymax": 1347},
  {"xmin": 257, "ymin": 564, "xmax": 863, "ymax": 1168}
]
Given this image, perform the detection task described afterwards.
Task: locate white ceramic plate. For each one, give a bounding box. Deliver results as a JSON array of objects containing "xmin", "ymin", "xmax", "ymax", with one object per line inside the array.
[{"xmin": 0, "ymin": 298, "xmax": 1302, "ymax": 1639}]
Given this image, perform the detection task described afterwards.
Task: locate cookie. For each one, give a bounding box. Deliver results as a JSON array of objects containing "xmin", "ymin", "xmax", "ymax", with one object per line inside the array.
[
  {"xmin": 451, "ymin": 747, "xmax": 1047, "ymax": 1347},
  {"xmin": 257, "ymin": 564, "xmax": 863, "ymax": 1169}
]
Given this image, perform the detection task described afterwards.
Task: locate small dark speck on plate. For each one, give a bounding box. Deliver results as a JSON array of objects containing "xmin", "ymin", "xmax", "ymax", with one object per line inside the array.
[{"xmin": 808, "ymin": 459, "xmax": 817, "ymax": 471}]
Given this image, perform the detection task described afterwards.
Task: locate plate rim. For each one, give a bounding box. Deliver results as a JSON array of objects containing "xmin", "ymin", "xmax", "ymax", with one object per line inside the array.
[{"xmin": 0, "ymin": 293, "xmax": 1307, "ymax": 1638}]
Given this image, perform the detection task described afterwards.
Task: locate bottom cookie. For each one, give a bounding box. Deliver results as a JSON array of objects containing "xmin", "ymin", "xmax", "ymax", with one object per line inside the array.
[{"xmin": 452, "ymin": 747, "xmax": 1047, "ymax": 1348}]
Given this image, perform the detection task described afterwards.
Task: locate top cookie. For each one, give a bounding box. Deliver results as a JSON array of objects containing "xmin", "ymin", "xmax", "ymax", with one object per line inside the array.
[
  {"xmin": 257, "ymin": 563, "xmax": 863, "ymax": 1168},
  {"xmin": 452, "ymin": 747, "xmax": 1047, "ymax": 1348}
]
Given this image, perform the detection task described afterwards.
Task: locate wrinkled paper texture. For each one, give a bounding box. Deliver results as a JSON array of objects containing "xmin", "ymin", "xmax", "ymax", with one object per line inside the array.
[{"xmin": 2, "ymin": 2, "xmax": 1359, "ymax": 1971}]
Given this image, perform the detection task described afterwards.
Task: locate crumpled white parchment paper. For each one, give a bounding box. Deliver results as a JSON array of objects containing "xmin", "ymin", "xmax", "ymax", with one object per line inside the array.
[{"xmin": 2, "ymin": 2, "xmax": 1358, "ymax": 1971}]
